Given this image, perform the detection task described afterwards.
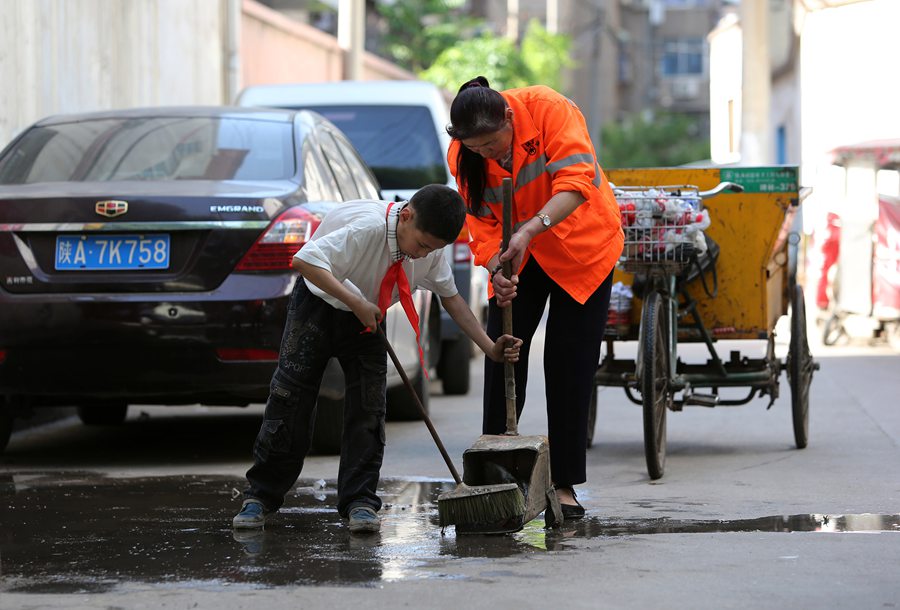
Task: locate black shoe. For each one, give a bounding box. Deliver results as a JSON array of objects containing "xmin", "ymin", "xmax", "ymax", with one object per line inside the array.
[{"xmin": 556, "ymin": 486, "xmax": 585, "ymax": 521}]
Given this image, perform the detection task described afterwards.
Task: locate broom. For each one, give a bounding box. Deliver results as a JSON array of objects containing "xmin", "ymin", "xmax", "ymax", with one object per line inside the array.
[{"xmin": 373, "ymin": 326, "xmax": 525, "ymax": 528}]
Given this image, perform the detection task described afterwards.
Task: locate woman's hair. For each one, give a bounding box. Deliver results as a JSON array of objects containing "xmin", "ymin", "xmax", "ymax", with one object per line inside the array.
[{"xmin": 446, "ymin": 76, "xmax": 508, "ymax": 212}]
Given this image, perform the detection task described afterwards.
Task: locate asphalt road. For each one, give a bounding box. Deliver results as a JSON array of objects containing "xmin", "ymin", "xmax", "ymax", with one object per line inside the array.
[{"xmin": 1, "ymin": 313, "xmax": 899, "ymax": 609}]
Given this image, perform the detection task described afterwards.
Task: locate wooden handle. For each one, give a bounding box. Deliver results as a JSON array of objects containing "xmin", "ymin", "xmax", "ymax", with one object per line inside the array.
[
  {"xmin": 375, "ymin": 325, "xmax": 462, "ymax": 484},
  {"xmin": 501, "ymin": 177, "xmax": 518, "ymax": 436}
]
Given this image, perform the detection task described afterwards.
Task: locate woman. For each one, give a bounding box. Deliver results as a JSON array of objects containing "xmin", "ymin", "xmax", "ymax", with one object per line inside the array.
[{"xmin": 447, "ymin": 76, "xmax": 624, "ymax": 519}]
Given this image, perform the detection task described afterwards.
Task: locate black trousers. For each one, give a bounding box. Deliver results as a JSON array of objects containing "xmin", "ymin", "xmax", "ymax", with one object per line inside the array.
[
  {"xmin": 483, "ymin": 257, "xmax": 613, "ymax": 487},
  {"xmin": 244, "ymin": 280, "xmax": 387, "ymax": 517}
]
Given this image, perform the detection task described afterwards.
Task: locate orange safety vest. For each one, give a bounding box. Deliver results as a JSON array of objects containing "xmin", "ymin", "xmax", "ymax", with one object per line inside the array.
[{"xmin": 448, "ymin": 85, "xmax": 624, "ymax": 304}]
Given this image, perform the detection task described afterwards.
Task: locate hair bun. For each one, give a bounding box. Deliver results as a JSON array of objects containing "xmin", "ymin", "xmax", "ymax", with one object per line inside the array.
[{"xmin": 458, "ymin": 75, "xmax": 491, "ymax": 94}]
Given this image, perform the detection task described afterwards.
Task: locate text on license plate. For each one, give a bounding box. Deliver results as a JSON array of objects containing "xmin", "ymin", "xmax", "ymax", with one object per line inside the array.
[{"xmin": 55, "ymin": 234, "xmax": 170, "ymax": 270}]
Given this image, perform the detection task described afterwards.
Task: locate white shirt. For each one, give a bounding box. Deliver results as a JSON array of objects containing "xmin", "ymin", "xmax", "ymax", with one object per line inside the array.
[{"xmin": 294, "ymin": 199, "xmax": 458, "ymax": 311}]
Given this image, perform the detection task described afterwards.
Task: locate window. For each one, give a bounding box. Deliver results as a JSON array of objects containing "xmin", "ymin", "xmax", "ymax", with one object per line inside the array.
[
  {"xmin": 0, "ymin": 117, "xmax": 295, "ymax": 184},
  {"xmin": 661, "ymin": 38, "xmax": 705, "ymax": 77},
  {"xmin": 328, "ymin": 128, "xmax": 381, "ymax": 200},
  {"xmin": 318, "ymin": 128, "xmax": 360, "ymax": 201},
  {"xmin": 663, "ymin": 0, "xmax": 711, "ymax": 6},
  {"xmin": 776, "ymin": 125, "xmax": 787, "ymax": 165},
  {"xmin": 301, "ymin": 139, "xmax": 339, "ymax": 202},
  {"xmin": 302, "ymin": 105, "xmax": 448, "ymax": 189}
]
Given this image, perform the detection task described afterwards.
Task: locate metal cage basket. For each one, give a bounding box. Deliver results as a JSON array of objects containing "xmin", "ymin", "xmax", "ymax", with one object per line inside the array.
[{"xmin": 614, "ymin": 185, "xmax": 705, "ymax": 275}]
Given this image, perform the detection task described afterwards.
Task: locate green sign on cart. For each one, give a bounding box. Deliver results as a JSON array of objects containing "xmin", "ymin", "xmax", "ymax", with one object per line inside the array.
[{"xmin": 720, "ymin": 167, "xmax": 798, "ymax": 193}]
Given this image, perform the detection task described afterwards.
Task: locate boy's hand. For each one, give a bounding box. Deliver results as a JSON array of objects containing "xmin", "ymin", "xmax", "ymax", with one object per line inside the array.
[
  {"xmin": 353, "ymin": 299, "xmax": 383, "ymax": 332},
  {"xmin": 490, "ymin": 334, "xmax": 523, "ymax": 363}
]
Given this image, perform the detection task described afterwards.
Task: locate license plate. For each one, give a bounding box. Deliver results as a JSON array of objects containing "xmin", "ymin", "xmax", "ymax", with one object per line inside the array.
[{"xmin": 55, "ymin": 234, "xmax": 170, "ymax": 270}]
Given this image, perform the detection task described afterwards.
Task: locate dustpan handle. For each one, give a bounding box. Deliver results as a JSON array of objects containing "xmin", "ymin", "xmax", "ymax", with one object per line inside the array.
[
  {"xmin": 501, "ymin": 177, "xmax": 518, "ymax": 436},
  {"xmin": 376, "ymin": 325, "xmax": 462, "ymax": 484}
]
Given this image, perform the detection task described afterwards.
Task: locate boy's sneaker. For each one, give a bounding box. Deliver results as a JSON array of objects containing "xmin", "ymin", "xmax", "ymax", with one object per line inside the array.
[
  {"xmin": 232, "ymin": 529, "xmax": 265, "ymax": 556},
  {"xmin": 232, "ymin": 499, "xmax": 270, "ymax": 529},
  {"xmin": 348, "ymin": 506, "xmax": 380, "ymax": 534}
]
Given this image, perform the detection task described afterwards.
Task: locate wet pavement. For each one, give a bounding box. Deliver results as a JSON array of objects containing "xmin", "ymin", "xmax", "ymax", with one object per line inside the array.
[{"xmin": 2, "ymin": 472, "xmax": 898, "ymax": 594}]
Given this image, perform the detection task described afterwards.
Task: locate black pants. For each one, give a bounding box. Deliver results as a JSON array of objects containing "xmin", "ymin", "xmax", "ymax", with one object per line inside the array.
[
  {"xmin": 483, "ymin": 257, "xmax": 613, "ymax": 487},
  {"xmin": 244, "ymin": 280, "xmax": 387, "ymax": 517}
]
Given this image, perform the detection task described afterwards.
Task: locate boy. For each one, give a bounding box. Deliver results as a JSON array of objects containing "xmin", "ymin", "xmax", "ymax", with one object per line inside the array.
[{"xmin": 233, "ymin": 184, "xmax": 522, "ymax": 534}]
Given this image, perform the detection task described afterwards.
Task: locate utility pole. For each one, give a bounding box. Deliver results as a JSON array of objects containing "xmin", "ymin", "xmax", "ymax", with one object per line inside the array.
[
  {"xmin": 338, "ymin": 0, "xmax": 364, "ymax": 81},
  {"xmin": 741, "ymin": 0, "xmax": 771, "ymax": 163},
  {"xmin": 222, "ymin": 0, "xmax": 241, "ymax": 103},
  {"xmin": 507, "ymin": 0, "xmax": 519, "ymax": 41},
  {"xmin": 547, "ymin": 0, "xmax": 558, "ymax": 34}
]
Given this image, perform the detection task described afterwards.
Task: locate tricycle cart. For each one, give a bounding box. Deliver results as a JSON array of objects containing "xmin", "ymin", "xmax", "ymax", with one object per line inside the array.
[{"xmin": 592, "ymin": 167, "xmax": 817, "ymax": 480}]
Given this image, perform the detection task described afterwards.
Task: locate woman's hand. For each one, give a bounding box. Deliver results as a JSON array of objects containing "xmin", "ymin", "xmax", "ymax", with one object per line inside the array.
[
  {"xmin": 499, "ymin": 228, "xmax": 533, "ymax": 276},
  {"xmin": 488, "ymin": 334, "xmax": 523, "ymax": 363},
  {"xmin": 493, "ymin": 221, "xmax": 539, "ymax": 306},
  {"xmin": 492, "ymin": 267, "xmax": 518, "ymax": 307}
]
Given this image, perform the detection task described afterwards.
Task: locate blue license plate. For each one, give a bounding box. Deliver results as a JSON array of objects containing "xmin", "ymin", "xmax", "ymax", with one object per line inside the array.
[{"xmin": 55, "ymin": 234, "xmax": 170, "ymax": 270}]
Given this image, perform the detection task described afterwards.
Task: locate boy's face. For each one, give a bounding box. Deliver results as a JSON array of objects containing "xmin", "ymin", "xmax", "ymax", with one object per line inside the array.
[{"xmin": 397, "ymin": 207, "xmax": 448, "ymax": 259}]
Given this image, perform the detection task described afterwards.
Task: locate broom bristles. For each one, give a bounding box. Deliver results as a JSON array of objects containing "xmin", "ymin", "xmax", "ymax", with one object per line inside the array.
[{"xmin": 437, "ymin": 483, "xmax": 525, "ymax": 527}]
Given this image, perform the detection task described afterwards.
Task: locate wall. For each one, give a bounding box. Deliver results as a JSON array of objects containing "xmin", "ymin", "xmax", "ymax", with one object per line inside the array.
[
  {"xmin": 799, "ymin": 0, "xmax": 900, "ymax": 226},
  {"xmin": 708, "ymin": 12, "xmax": 742, "ymax": 165},
  {"xmin": 0, "ymin": 0, "xmax": 416, "ymax": 147},
  {"xmin": 0, "ymin": 0, "xmax": 230, "ymax": 146},
  {"xmin": 239, "ymin": 0, "xmax": 414, "ymax": 94}
]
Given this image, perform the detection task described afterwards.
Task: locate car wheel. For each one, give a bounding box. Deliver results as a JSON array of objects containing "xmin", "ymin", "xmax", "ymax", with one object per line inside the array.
[
  {"xmin": 437, "ymin": 337, "xmax": 472, "ymax": 395},
  {"xmin": 386, "ymin": 366, "xmax": 429, "ymax": 421},
  {"xmin": 311, "ymin": 395, "xmax": 343, "ymax": 455},
  {"xmin": 76, "ymin": 403, "xmax": 128, "ymax": 426}
]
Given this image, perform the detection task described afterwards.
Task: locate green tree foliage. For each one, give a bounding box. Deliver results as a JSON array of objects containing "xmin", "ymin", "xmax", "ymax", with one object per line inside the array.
[
  {"xmin": 420, "ymin": 33, "xmax": 528, "ymax": 91},
  {"xmin": 376, "ymin": 0, "xmax": 481, "ymax": 73},
  {"xmin": 599, "ymin": 112, "xmax": 710, "ymax": 168},
  {"xmin": 421, "ymin": 20, "xmax": 573, "ymax": 92},
  {"xmin": 519, "ymin": 20, "xmax": 574, "ymax": 91}
]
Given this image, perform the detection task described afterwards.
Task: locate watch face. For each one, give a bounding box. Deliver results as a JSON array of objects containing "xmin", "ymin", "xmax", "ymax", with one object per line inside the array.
[{"xmin": 541, "ymin": 215, "xmax": 551, "ymax": 227}]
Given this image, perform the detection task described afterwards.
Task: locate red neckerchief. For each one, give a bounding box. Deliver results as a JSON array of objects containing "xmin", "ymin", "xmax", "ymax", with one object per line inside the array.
[{"xmin": 376, "ymin": 202, "xmax": 426, "ymax": 377}]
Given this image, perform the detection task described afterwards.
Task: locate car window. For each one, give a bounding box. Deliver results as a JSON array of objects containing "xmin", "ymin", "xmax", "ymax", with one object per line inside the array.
[
  {"xmin": 328, "ymin": 128, "xmax": 381, "ymax": 200},
  {"xmin": 0, "ymin": 117, "xmax": 295, "ymax": 184},
  {"xmin": 318, "ymin": 128, "xmax": 360, "ymax": 201},
  {"xmin": 298, "ymin": 105, "xmax": 448, "ymax": 189},
  {"xmin": 300, "ymin": 136, "xmax": 340, "ymax": 201}
]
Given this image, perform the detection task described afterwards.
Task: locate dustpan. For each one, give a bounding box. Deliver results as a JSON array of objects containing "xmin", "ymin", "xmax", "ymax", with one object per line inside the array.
[{"xmin": 455, "ymin": 177, "xmax": 563, "ymax": 535}]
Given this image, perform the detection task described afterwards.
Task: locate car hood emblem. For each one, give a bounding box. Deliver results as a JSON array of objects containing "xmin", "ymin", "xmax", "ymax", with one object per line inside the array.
[{"xmin": 95, "ymin": 200, "xmax": 128, "ymax": 217}]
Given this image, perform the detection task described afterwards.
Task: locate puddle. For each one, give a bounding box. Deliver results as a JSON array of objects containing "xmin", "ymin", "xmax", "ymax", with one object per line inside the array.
[{"xmin": 1, "ymin": 473, "xmax": 897, "ymax": 593}]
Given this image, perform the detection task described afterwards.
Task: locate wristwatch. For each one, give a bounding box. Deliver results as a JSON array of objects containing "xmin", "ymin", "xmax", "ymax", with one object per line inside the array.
[{"xmin": 535, "ymin": 212, "xmax": 552, "ymax": 229}]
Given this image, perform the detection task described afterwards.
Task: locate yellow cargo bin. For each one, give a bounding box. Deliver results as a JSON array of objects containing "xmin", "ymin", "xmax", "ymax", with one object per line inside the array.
[
  {"xmin": 592, "ymin": 166, "xmax": 816, "ymax": 481},
  {"xmin": 606, "ymin": 167, "xmax": 801, "ymax": 340}
]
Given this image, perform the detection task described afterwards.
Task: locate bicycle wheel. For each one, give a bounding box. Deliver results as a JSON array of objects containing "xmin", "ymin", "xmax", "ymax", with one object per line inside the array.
[
  {"xmin": 822, "ymin": 313, "xmax": 846, "ymax": 346},
  {"xmin": 640, "ymin": 291, "xmax": 669, "ymax": 480},
  {"xmin": 789, "ymin": 284, "xmax": 814, "ymax": 449}
]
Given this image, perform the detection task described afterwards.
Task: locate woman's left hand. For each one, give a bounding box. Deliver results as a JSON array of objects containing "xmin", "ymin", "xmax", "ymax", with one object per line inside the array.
[{"xmin": 498, "ymin": 227, "xmax": 533, "ymax": 277}]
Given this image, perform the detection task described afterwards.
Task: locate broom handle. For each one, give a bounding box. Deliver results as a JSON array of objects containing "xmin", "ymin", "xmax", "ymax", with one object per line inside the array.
[
  {"xmin": 501, "ymin": 177, "xmax": 518, "ymax": 436},
  {"xmin": 375, "ymin": 325, "xmax": 462, "ymax": 484}
]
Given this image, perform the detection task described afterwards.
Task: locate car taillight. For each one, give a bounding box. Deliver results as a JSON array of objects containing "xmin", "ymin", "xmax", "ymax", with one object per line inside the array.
[
  {"xmin": 236, "ymin": 207, "xmax": 319, "ymax": 271},
  {"xmin": 453, "ymin": 225, "xmax": 472, "ymax": 263},
  {"xmin": 216, "ymin": 348, "xmax": 279, "ymax": 362},
  {"xmin": 0, "ymin": 349, "xmax": 6, "ymax": 364}
]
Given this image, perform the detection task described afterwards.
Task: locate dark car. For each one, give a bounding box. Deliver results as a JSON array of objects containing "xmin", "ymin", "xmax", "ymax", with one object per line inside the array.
[{"xmin": 0, "ymin": 106, "xmax": 432, "ymax": 454}]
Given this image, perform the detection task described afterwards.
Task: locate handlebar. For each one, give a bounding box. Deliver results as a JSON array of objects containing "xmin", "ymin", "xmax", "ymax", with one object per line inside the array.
[{"xmin": 697, "ymin": 181, "xmax": 744, "ymax": 199}]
